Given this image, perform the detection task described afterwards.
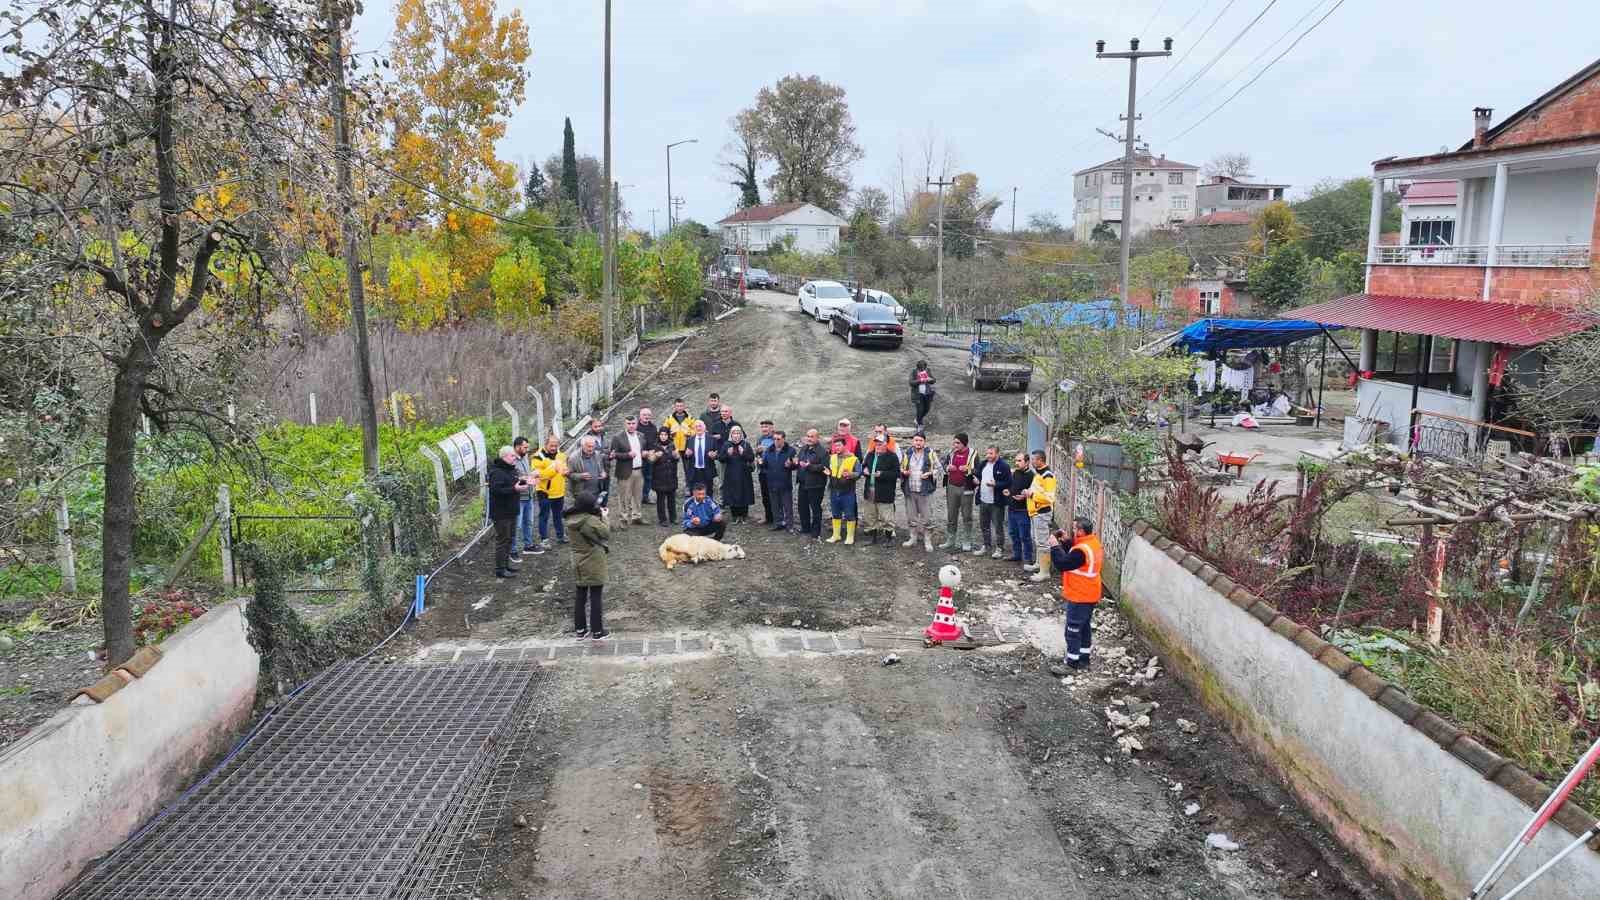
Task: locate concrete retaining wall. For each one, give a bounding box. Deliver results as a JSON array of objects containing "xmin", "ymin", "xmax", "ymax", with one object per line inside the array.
[
  {"xmin": 0, "ymin": 601, "xmax": 258, "ymax": 900},
  {"xmin": 1120, "ymin": 525, "xmax": 1600, "ymax": 900}
]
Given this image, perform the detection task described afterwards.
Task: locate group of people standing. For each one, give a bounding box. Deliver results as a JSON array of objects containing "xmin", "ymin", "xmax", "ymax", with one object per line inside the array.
[{"xmin": 485, "ymin": 376, "xmax": 1106, "ymax": 675}]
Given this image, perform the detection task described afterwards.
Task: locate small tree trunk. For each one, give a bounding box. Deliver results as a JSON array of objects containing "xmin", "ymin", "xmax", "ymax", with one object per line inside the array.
[{"xmin": 102, "ymin": 338, "xmax": 156, "ymax": 665}]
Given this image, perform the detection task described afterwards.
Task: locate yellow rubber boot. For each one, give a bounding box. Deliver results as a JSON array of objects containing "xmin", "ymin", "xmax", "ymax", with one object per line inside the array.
[
  {"xmin": 844, "ymin": 521, "xmax": 857, "ymax": 545},
  {"xmin": 826, "ymin": 519, "xmax": 842, "ymax": 543}
]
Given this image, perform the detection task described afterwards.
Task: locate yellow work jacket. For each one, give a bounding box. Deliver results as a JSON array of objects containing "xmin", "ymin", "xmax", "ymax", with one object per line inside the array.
[
  {"xmin": 1026, "ymin": 467, "xmax": 1057, "ymax": 517},
  {"xmin": 532, "ymin": 451, "xmax": 568, "ymax": 500},
  {"xmin": 666, "ymin": 413, "xmax": 699, "ymax": 452}
]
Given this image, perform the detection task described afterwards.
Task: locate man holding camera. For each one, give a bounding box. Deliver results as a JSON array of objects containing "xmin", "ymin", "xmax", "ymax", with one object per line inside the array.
[
  {"xmin": 1048, "ymin": 516, "xmax": 1104, "ymax": 675},
  {"xmin": 488, "ymin": 446, "xmax": 532, "ymax": 579}
]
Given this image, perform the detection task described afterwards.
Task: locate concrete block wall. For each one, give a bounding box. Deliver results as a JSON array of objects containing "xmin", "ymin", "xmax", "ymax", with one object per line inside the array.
[
  {"xmin": 1119, "ymin": 524, "xmax": 1600, "ymax": 900},
  {"xmin": 0, "ymin": 601, "xmax": 259, "ymax": 900}
]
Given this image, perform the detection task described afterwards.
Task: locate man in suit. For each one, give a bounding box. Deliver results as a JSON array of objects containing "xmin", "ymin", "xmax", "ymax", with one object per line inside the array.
[
  {"xmin": 684, "ymin": 419, "xmax": 719, "ymax": 494},
  {"xmin": 607, "ymin": 415, "xmax": 646, "ymax": 527}
]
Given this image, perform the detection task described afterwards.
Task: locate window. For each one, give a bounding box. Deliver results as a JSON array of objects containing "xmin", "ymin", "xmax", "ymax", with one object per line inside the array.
[
  {"xmin": 1376, "ymin": 332, "xmax": 1424, "ymax": 374},
  {"xmin": 1430, "ymin": 338, "xmax": 1456, "ymax": 374},
  {"xmin": 1408, "ymin": 220, "xmax": 1455, "ymax": 246},
  {"xmin": 759, "ymin": 226, "xmax": 771, "ymax": 242},
  {"xmin": 1168, "ymin": 172, "xmax": 1184, "ymax": 184},
  {"xmin": 1171, "ymin": 196, "xmax": 1189, "ymax": 210},
  {"xmin": 1200, "ymin": 289, "xmax": 1222, "ymax": 315},
  {"xmin": 785, "ymin": 226, "xmax": 799, "ymax": 240},
  {"xmin": 1108, "ymin": 196, "xmax": 1121, "ymax": 210},
  {"xmin": 1227, "ymin": 187, "xmax": 1245, "ymax": 200},
  {"xmin": 1110, "ymin": 172, "xmax": 1125, "ymax": 184},
  {"xmin": 816, "ymin": 227, "xmax": 828, "ymax": 240}
]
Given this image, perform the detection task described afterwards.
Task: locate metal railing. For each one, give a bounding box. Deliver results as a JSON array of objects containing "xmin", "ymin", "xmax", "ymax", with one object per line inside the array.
[{"xmin": 1374, "ymin": 243, "xmax": 1590, "ymax": 267}]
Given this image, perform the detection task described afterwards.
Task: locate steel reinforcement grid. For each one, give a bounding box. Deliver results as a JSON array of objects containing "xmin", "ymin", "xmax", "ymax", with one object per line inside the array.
[{"xmin": 59, "ymin": 661, "xmax": 539, "ymax": 900}]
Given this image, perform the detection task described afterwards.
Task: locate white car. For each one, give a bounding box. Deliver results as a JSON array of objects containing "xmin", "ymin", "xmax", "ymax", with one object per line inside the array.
[
  {"xmin": 862, "ymin": 288, "xmax": 908, "ymax": 322},
  {"xmin": 797, "ymin": 280, "xmax": 853, "ymax": 322}
]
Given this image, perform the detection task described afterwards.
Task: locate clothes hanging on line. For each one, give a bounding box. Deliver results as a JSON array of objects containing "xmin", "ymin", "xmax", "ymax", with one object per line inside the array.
[
  {"xmin": 1219, "ymin": 364, "xmax": 1255, "ymax": 394},
  {"xmin": 1194, "ymin": 359, "xmax": 1217, "ymax": 395}
]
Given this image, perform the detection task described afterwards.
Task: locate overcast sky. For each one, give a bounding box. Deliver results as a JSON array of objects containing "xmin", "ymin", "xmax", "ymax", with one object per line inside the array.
[{"xmin": 354, "ymin": 0, "xmax": 1598, "ymax": 233}]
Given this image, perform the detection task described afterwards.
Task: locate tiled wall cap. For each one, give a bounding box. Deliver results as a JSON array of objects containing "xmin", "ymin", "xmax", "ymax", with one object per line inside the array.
[
  {"xmin": 1165, "ymin": 544, "xmax": 1190, "ymax": 563},
  {"xmin": 1268, "ymin": 617, "xmax": 1304, "ymax": 642},
  {"xmin": 1314, "ymin": 645, "xmax": 1359, "ymax": 678},
  {"xmin": 1291, "ymin": 629, "xmax": 1333, "ymax": 661},
  {"xmin": 1247, "ymin": 602, "xmax": 1279, "ymax": 626},
  {"xmin": 75, "ymin": 671, "xmax": 132, "ymax": 704},
  {"xmin": 1375, "ymin": 686, "xmax": 1424, "ymax": 725},
  {"xmin": 1344, "ymin": 665, "xmax": 1389, "ymax": 700},
  {"xmin": 1448, "ymin": 734, "xmax": 1507, "ymax": 779},
  {"xmin": 1411, "ymin": 710, "xmax": 1462, "ymax": 748},
  {"xmin": 1227, "ymin": 588, "xmax": 1257, "ymax": 610},
  {"xmin": 1493, "ymin": 765, "xmax": 1554, "ymax": 809},
  {"xmin": 117, "ymin": 645, "xmax": 164, "ymax": 679},
  {"xmin": 1210, "ymin": 574, "xmax": 1239, "ymax": 596}
]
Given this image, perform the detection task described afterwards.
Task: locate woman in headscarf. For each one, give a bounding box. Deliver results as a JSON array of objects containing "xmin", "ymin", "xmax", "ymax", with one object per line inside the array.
[
  {"xmin": 564, "ymin": 490, "xmax": 610, "ymax": 640},
  {"xmin": 718, "ymin": 424, "xmax": 757, "ymax": 523}
]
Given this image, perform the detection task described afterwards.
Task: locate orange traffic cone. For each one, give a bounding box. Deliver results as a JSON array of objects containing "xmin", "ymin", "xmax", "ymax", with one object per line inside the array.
[{"xmin": 924, "ymin": 565, "xmax": 965, "ymax": 644}]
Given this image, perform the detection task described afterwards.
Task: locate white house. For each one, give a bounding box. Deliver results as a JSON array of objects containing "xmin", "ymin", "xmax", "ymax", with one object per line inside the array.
[
  {"xmin": 1072, "ymin": 152, "xmax": 1200, "ymax": 241},
  {"xmin": 717, "ymin": 202, "xmax": 846, "ymax": 253}
]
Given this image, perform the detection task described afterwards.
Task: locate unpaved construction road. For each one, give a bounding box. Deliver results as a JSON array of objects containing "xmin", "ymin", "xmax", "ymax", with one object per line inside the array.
[{"xmin": 407, "ymin": 291, "xmax": 1389, "ymax": 899}]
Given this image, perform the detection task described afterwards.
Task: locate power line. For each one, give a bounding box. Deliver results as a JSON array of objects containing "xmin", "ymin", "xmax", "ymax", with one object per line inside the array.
[
  {"xmin": 1139, "ymin": 0, "xmax": 1174, "ymax": 36},
  {"xmin": 1165, "ymin": 0, "xmax": 1348, "ymax": 143},
  {"xmin": 1157, "ymin": 0, "xmax": 1336, "ymax": 133},
  {"xmin": 1150, "ymin": 0, "xmax": 1280, "ymax": 116},
  {"xmin": 1138, "ymin": 0, "xmax": 1236, "ymax": 103}
]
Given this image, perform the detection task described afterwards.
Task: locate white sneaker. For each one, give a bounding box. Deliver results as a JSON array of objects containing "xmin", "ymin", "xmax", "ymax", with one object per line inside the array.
[
  {"xmin": 970, "ymin": 546, "xmax": 987, "ymax": 556},
  {"xmin": 960, "ymin": 543, "xmax": 972, "ymax": 552},
  {"xmin": 923, "ymin": 535, "xmax": 934, "ymax": 552},
  {"xmin": 1029, "ymin": 571, "xmax": 1049, "ymax": 583},
  {"xmin": 902, "ymin": 535, "xmax": 917, "ymax": 548},
  {"xmin": 991, "ymin": 548, "xmax": 1004, "ymax": 559}
]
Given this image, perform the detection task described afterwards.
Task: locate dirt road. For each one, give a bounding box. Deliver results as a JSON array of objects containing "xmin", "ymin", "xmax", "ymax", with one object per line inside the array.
[{"xmin": 410, "ymin": 291, "xmax": 1388, "ymax": 899}]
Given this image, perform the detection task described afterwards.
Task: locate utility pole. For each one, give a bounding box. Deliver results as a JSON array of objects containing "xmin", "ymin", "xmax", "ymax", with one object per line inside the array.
[
  {"xmin": 666, "ymin": 138, "xmax": 697, "ymax": 233},
  {"xmin": 325, "ymin": 0, "xmax": 379, "ymax": 477},
  {"xmin": 601, "ymin": 0, "xmax": 614, "ymax": 362},
  {"xmin": 928, "ymin": 176, "xmax": 953, "ymax": 312},
  {"xmin": 1096, "ymin": 37, "xmax": 1171, "ymax": 350},
  {"xmin": 1011, "ymin": 186, "xmax": 1017, "ymax": 233}
]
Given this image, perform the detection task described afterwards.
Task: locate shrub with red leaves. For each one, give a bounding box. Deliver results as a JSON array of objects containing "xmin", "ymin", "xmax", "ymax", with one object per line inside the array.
[{"xmin": 133, "ymin": 589, "xmax": 208, "ymax": 646}]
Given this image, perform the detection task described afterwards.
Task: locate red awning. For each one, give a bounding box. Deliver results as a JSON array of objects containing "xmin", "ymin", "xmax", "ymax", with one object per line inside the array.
[{"xmin": 1280, "ymin": 294, "xmax": 1597, "ymax": 346}]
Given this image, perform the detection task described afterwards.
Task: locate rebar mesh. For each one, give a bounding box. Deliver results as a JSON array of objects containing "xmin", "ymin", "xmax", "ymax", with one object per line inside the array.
[{"xmin": 60, "ymin": 661, "xmax": 539, "ymax": 900}]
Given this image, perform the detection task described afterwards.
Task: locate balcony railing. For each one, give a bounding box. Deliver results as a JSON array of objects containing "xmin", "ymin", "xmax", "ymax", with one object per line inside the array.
[{"xmin": 1374, "ymin": 243, "xmax": 1591, "ymax": 268}]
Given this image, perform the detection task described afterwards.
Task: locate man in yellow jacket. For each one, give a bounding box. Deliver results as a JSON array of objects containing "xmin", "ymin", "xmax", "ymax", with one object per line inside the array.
[
  {"xmin": 530, "ymin": 435, "xmax": 570, "ymax": 546},
  {"xmin": 1020, "ymin": 450, "xmax": 1057, "ymax": 583},
  {"xmin": 665, "ymin": 398, "xmax": 699, "ymax": 480},
  {"xmin": 1048, "ymin": 517, "xmax": 1103, "ymax": 675}
]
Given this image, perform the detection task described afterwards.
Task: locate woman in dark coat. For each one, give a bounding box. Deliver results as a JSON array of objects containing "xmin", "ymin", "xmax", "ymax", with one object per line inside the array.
[
  {"xmin": 718, "ymin": 425, "xmax": 757, "ymax": 523},
  {"xmin": 649, "ymin": 426, "xmax": 680, "ymax": 526},
  {"xmin": 564, "ymin": 490, "xmax": 610, "ymax": 640},
  {"xmin": 910, "ymin": 360, "xmax": 937, "ymax": 427}
]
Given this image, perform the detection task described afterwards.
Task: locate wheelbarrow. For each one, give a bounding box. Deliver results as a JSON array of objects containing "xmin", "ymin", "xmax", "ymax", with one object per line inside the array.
[{"xmin": 1215, "ymin": 451, "xmax": 1262, "ymax": 479}]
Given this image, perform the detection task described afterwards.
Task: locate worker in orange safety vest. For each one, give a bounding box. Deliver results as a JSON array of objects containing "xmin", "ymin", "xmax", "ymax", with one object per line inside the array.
[{"xmin": 1047, "ymin": 516, "xmax": 1103, "ymax": 676}]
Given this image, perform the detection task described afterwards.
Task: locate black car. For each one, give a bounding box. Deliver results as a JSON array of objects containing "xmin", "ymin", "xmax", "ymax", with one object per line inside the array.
[
  {"xmin": 744, "ymin": 267, "xmax": 774, "ymax": 289},
  {"xmin": 829, "ymin": 302, "xmax": 904, "ymax": 348}
]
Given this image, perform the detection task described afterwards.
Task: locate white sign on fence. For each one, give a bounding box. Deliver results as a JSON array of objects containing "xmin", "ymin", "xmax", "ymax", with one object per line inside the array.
[{"xmin": 435, "ymin": 422, "xmax": 486, "ymax": 481}]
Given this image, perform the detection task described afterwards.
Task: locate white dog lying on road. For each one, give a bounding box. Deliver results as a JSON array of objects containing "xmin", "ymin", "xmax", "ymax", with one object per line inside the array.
[{"xmin": 658, "ymin": 534, "xmax": 747, "ymax": 570}]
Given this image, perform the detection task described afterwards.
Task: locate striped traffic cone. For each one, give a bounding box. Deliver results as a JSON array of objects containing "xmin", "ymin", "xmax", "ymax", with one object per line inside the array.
[{"xmin": 924, "ymin": 565, "xmax": 965, "ymax": 644}]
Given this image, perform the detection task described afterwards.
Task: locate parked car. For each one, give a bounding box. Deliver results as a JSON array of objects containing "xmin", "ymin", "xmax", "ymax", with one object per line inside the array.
[
  {"xmin": 861, "ymin": 288, "xmax": 908, "ymax": 322},
  {"xmin": 797, "ymin": 280, "xmax": 853, "ymax": 322},
  {"xmin": 829, "ymin": 302, "xmax": 905, "ymax": 348},
  {"xmin": 744, "ymin": 267, "xmax": 774, "ymax": 289}
]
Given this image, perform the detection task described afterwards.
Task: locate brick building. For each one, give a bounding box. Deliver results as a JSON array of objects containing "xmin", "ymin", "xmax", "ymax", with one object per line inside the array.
[{"xmin": 1283, "ymin": 57, "xmax": 1600, "ymax": 450}]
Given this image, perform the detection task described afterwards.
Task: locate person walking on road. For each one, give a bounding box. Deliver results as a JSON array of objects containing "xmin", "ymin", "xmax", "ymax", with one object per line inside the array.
[
  {"xmin": 899, "ymin": 432, "xmax": 942, "ymax": 551},
  {"xmin": 794, "ymin": 429, "xmax": 828, "ymax": 538},
  {"xmin": 488, "ymin": 446, "xmax": 531, "ymax": 579},
  {"xmin": 1048, "ymin": 517, "xmax": 1104, "ymax": 675},
  {"xmin": 825, "ymin": 437, "xmax": 860, "ymax": 545},
  {"xmin": 1022, "ymin": 450, "xmax": 1058, "ymax": 583},
  {"xmin": 720, "ymin": 425, "xmax": 757, "ymax": 523},
  {"xmin": 607, "ymin": 415, "xmax": 646, "ymax": 528},
  {"xmin": 910, "ymin": 360, "xmax": 936, "ymax": 428},
  {"xmin": 684, "ymin": 420, "xmax": 718, "ymax": 494},
  {"xmin": 649, "ymin": 427, "xmax": 680, "ymax": 526},
  {"xmin": 531, "ymin": 435, "xmax": 568, "ymax": 546},
  {"xmin": 1004, "ymin": 451, "xmax": 1034, "ymax": 570},
  {"xmin": 974, "ymin": 445, "xmax": 1011, "ymax": 559},
  {"xmin": 565, "ymin": 490, "xmax": 610, "ymax": 639},
  {"xmin": 682, "ymin": 482, "xmax": 727, "ymax": 541},
  {"xmin": 761, "ymin": 429, "xmax": 797, "ymax": 531},
  {"xmin": 940, "ymin": 432, "xmax": 977, "ymax": 552},
  {"xmin": 858, "ymin": 427, "xmax": 901, "ymax": 546}
]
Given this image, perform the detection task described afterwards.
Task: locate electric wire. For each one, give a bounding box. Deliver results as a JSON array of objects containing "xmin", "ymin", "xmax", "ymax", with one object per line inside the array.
[{"xmin": 1150, "ymin": 0, "xmax": 1280, "ymax": 116}]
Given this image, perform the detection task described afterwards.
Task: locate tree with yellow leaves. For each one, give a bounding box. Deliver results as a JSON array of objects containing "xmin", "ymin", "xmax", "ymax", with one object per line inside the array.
[
  {"xmin": 389, "ymin": 0, "xmax": 529, "ymax": 316},
  {"xmin": 384, "ymin": 240, "xmax": 455, "ymax": 331},
  {"xmin": 490, "ymin": 242, "xmax": 548, "ymax": 328}
]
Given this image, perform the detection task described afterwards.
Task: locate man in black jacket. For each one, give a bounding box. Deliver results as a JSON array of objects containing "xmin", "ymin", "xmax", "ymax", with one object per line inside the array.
[
  {"xmin": 858, "ymin": 427, "xmax": 901, "ymax": 545},
  {"xmin": 973, "ymin": 445, "xmax": 1012, "ymax": 559},
  {"xmin": 793, "ymin": 428, "xmax": 829, "ymax": 538},
  {"xmin": 488, "ymin": 447, "xmax": 531, "ymax": 578}
]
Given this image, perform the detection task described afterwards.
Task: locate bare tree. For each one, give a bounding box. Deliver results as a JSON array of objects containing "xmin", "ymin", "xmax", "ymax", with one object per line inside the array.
[
  {"xmin": 0, "ymin": 0, "xmax": 326, "ymax": 664},
  {"xmin": 1203, "ymin": 152, "xmax": 1254, "ymax": 180}
]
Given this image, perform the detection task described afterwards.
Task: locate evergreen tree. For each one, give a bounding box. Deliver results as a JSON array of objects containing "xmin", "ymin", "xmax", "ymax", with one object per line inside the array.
[
  {"xmin": 561, "ymin": 117, "xmax": 580, "ymax": 209},
  {"xmin": 525, "ymin": 165, "xmax": 549, "ymax": 208}
]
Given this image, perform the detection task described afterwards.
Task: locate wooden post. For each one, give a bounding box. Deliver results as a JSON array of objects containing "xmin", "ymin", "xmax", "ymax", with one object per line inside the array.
[
  {"xmin": 226, "ymin": 402, "xmax": 236, "ymax": 425},
  {"xmin": 390, "ymin": 391, "xmax": 401, "ymax": 428},
  {"xmin": 55, "ymin": 494, "xmax": 77, "ymax": 594},
  {"xmin": 217, "ymin": 483, "xmax": 234, "ymax": 587},
  {"xmin": 1426, "ymin": 537, "xmax": 1447, "ymax": 647},
  {"xmin": 164, "ymin": 510, "xmax": 219, "ymax": 589},
  {"xmin": 308, "ymin": 392, "xmax": 318, "ymax": 425}
]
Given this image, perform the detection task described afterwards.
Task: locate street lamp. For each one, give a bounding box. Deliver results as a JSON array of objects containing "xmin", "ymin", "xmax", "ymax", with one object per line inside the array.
[{"xmin": 666, "ymin": 138, "xmax": 698, "ymax": 232}]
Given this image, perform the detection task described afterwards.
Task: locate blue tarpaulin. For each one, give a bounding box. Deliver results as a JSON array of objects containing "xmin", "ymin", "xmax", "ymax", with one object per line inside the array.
[
  {"xmin": 997, "ymin": 299, "xmax": 1171, "ymax": 330},
  {"xmin": 1172, "ymin": 318, "xmax": 1336, "ymax": 353}
]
